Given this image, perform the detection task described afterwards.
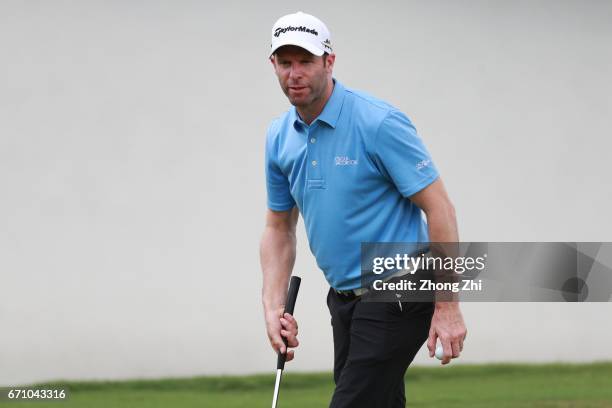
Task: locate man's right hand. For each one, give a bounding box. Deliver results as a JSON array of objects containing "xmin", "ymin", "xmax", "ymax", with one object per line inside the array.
[{"xmin": 265, "ymin": 308, "xmax": 299, "ymax": 362}]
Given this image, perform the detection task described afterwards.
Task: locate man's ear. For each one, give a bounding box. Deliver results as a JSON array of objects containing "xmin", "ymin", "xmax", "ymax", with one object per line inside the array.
[
  {"xmin": 325, "ymin": 53, "xmax": 336, "ymax": 72},
  {"xmin": 269, "ymin": 55, "xmax": 275, "ymax": 66}
]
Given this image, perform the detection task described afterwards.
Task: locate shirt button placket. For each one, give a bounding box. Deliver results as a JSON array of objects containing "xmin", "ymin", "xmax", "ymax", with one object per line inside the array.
[{"xmin": 307, "ymin": 128, "xmax": 321, "ymax": 180}]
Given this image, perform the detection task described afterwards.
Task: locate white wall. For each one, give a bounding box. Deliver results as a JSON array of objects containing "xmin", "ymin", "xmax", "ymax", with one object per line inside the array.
[{"xmin": 1, "ymin": 0, "xmax": 611, "ymax": 385}]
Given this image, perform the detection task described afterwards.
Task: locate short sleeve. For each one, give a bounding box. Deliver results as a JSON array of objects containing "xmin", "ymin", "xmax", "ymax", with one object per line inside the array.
[
  {"xmin": 265, "ymin": 123, "xmax": 296, "ymax": 211},
  {"xmin": 373, "ymin": 110, "xmax": 439, "ymax": 197}
]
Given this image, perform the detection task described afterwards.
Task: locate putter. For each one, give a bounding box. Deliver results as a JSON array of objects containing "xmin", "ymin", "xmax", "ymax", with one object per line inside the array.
[{"xmin": 271, "ymin": 275, "xmax": 301, "ymax": 408}]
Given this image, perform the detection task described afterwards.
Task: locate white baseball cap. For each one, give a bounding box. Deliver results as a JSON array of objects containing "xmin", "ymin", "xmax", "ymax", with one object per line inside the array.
[{"xmin": 270, "ymin": 11, "xmax": 333, "ymax": 57}]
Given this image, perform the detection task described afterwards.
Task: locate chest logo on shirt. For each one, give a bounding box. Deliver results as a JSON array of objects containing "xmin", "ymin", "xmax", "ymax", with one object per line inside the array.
[{"xmin": 334, "ymin": 156, "xmax": 358, "ymax": 166}]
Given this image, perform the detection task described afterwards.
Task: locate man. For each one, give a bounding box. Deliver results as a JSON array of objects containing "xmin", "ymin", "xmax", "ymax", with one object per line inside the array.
[{"xmin": 260, "ymin": 11, "xmax": 467, "ymax": 407}]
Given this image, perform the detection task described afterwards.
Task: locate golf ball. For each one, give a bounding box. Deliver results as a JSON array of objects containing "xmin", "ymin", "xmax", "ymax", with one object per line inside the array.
[{"xmin": 435, "ymin": 345, "xmax": 444, "ymax": 360}]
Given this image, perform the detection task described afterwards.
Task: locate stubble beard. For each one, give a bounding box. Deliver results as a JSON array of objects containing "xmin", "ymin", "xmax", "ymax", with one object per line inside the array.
[{"xmin": 285, "ymin": 79, "xmax": 325, "ymax": 109}]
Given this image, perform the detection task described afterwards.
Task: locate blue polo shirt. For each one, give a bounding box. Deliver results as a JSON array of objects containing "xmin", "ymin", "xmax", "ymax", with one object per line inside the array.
[{"xmin": 265, "ymin": 79, "xmax": 439, "ymax": 290}]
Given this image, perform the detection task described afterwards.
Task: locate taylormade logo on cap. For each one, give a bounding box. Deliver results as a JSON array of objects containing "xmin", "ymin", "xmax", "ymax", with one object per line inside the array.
[
  {"xmin": 274, "ymin": 26, "xmax": 318, "ymax": 37},
  {"xmin": 270, "ymin": 11, "xmax": 332, "ymax": 57}
]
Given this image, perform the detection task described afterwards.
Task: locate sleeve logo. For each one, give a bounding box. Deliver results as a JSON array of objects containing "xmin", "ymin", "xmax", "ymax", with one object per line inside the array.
[{"xmin": 416, "ymin": 159, "xmax": 431, "ymax": 170}]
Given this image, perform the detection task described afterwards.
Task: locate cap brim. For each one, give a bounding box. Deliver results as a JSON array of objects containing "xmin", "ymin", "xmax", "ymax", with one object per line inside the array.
[{"xmin": 269, "ymin": 38, "xmax": 324, "ymax": 57}]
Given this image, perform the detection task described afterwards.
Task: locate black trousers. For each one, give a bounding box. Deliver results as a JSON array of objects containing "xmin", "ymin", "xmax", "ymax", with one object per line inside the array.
[{"xmin": 327, "ymin": 288, "xmax": 434, "ymax": 408}]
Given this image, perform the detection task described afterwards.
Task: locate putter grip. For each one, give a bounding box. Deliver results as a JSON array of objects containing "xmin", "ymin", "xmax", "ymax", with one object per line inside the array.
[{"xmin": 277, "ymin": 276, "xmax": 301, "ymax": 370}]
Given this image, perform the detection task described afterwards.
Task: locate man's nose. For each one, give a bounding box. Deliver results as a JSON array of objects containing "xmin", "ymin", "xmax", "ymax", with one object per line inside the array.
[{"xmin": 288, "ymin": 65, "xmax": 303, "ymax": 80}]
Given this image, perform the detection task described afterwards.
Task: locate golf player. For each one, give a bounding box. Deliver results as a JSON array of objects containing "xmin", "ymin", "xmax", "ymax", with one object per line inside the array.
[{"xmin": 260, "ymin": 12, "xmax": 467, "ymax": 407}]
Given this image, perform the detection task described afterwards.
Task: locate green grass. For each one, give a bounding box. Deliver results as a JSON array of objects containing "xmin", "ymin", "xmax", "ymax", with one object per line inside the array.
[{"xmin": 3, "ymin": 363, "xmax": 612, "ymax": 407}]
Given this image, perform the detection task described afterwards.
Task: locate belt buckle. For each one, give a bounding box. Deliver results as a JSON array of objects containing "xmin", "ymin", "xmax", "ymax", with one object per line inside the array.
[{"xmin": 334, "ymin": 288, "xmax": 352, "ymax": 296}]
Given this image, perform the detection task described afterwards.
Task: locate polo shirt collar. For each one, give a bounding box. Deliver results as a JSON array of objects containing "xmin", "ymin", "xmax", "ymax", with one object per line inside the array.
[
  {"xmin": 292, "ymin": 78, "xmax": 345, "ymax": 130},
  {"xmin": 316, "ymin": 79, "xmax": 345, "ymax": 128}
]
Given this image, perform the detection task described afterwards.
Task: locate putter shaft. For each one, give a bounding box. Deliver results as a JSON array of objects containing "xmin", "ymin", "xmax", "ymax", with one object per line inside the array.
[{"xmin": 271, "ymin": 368, "xmax": 283, "ymax": 408}]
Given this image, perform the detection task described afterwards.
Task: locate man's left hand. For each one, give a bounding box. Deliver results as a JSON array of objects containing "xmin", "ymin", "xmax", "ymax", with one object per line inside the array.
[{"xmin": 427, "ymin": 303, "xmax": 467, "ymax": 365}]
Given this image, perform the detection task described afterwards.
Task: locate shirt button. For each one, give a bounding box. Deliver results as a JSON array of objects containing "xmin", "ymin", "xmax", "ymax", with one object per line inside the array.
[
  {"xmin": 312, "ymin": 160, "xmax": 317, "ymax": 166},
  {"xmin": 310, "ymin": 137, "xmax": 316, "ymax": 143}
]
